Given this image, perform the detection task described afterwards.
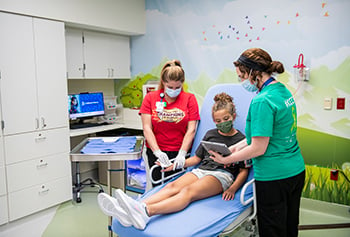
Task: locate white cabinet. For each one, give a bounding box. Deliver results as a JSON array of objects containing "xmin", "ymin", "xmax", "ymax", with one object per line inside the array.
[
  {"xmin": 0, "ymin": 14, "xmax": 68, "ymax": 136},
  {"xmin": 8, "ymin": 176, "xmax": 72, "ymax": 221},
  {"xmin": 33, "ymin": 18, "xmax": 69, "ymax": 131},
  {"xmin": 0, "ymin": 13, "xmax": 37, "ymax": 136},
  {"xmin": 4, "ymin": 129, "xmax": 70, "ymax": 165},
  {"xmin": 6, "ymin": 152, "xmax": 71, "ymax": 193},
  {"xmin": 0, "ymin": 195, "xmax": 8, "ymax": 225},
  {"xmin": 0, "ymin": 68, "xmax": 8, "ymax": 225},
  {"xmin": 0, "ymin": 12, "xmax": 72, "ymax": 223},
  {"xmin": 66, "ymin": 28, "xmax": 130, "ymax": 79},
  {"xmin": 0, "ymin": 135, "xmax": 8, "ymax": 225},
  {"xmin": 65, "ymin": 28, "xmax": 85, "ymax": 78}
]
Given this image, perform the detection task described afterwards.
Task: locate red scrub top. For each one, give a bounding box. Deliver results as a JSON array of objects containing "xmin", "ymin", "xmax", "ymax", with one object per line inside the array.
[{"xmin": 139, "ymin": 89, "xmax": 200, "ymax": 151}]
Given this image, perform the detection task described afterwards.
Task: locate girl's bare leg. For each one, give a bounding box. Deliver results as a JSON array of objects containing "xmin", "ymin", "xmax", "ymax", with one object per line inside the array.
[
  {"xmin": 147, "ymin": 175, "xmax": 223, "ymax": 216},
  {"xmin": 144, "ymin": 172, "xmax": 198, "ymax": 205}
]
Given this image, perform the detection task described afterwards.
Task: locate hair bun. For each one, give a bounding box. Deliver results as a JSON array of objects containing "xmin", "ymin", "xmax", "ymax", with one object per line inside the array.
[{"xmin": 214, "ymin": 92, "xmax": 233, "ymax": 103}]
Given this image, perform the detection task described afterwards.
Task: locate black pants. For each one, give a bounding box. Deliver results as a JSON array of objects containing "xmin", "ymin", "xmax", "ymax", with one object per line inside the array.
[
  {"xmin": 146, "ymin": 148, "xmax": 181, "ymax": 187},
  {"xmin": 256, "ymin": 170, "xmax": 305, "ymax": 237}
]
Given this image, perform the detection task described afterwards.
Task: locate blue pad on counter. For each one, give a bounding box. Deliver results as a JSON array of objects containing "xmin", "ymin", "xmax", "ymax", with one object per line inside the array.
[{"xmin": 80, "ymin": 136, "xmax": 137, "ymax": 154}]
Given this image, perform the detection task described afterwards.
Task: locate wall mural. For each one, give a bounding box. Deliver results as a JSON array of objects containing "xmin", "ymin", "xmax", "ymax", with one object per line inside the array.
[{"xmin": 119, "ymin": 0, "xmax": 350, "ymax": 204}]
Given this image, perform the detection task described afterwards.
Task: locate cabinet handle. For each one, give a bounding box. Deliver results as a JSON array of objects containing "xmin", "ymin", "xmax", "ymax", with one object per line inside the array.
[
  {"xmin": 35, "ymin": 134, "xmax": 47, "ymax": 142},
  {"xmin": 37, "ymin": 159, "xmax": 48, "ymax": 169},
  {"xmin": 35, "ymin": 118, "xmax": 40, "ymax": 130},
  {"xmin": 41, "ymin": 117, "xmax": 47, "ymax": 128},
  {"xmin": 82, "ymin": 64, "xmax": 86, "ymax": 77},
  {"xmin": 107, "ymin": 68, "xmax": 114, "ymax": 78},
  {"xmin": 38, "ymin": 185, "xmax": 50, "ymax": 195}
]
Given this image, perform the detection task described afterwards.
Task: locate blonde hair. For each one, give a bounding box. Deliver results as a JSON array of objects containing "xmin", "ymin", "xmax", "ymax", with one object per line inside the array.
[
  {"xmin": 212, "ymin": 92, "xmax": 236, "ymax": 117},
  {"xmin": 158, "ymin": 59, "xmax": 185, "ymax": 90}
]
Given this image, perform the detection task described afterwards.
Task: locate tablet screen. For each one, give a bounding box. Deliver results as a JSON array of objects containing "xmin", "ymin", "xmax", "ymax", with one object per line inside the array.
[{"xmin": 200, "ymin": 141, "xmax": 232, "ymax": 157}]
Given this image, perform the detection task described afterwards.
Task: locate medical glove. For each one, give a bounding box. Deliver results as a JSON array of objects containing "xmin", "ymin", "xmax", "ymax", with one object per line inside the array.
[
  {"xmin": 153, "ymin": 150, "xmax": 172, "ymax": 168},
  {"xmin": 173, "ymin": 149, "xmax": 187, "ymax": 170}
]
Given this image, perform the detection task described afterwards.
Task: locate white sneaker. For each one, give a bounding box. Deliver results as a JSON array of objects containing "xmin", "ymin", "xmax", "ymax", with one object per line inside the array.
[
  {"xmin": 97, "ymin": 193, "xmax": 132, "ymax": 227},
  {"xmin": 115, "ymin": 189, "xmax": 150, "ymax": 230}
]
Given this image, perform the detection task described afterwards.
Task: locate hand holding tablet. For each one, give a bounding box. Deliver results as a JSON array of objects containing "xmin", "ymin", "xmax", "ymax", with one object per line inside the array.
[{"xmin": 200, "ymin": 140, "xmax": 232, "ymax": 157}]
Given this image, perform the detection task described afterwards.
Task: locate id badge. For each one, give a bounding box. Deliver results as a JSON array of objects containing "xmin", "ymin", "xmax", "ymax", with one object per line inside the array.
[{"xmin": 156, "ymin": 101, "xmax": 165, "ymax": 112}]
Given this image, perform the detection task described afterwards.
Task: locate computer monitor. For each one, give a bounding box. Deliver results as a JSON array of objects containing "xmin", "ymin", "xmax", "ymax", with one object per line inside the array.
[{"xmin": 68, "ymin": 92, "xmax": 105, "ymax": 121}]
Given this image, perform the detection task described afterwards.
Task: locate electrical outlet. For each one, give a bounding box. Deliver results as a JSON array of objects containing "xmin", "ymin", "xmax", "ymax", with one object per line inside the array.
[
  {"xmin": 324, "ymin": 98, "xmax": 332, "ymax": 110},
  {"xmin": 330, "ymin": 169, "xmax": 339, "ymax": 181}
]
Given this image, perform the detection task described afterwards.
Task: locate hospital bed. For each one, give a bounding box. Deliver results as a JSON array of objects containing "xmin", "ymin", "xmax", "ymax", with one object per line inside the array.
[{"xmin": 112, "ymin": 84, "xmax": 257, "ymax": 237}]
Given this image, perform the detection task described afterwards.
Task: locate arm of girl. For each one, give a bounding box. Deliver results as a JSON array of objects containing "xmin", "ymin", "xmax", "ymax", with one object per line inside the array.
[{"xmin": 222, "ymin": 168, "xmax": 249, "ymax": 200}]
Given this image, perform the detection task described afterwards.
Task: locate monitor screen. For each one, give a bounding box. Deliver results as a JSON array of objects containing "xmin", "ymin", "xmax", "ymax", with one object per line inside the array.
[{"xmin": 68, "ymin": 92, "xmax": 105, "ymax": 120}]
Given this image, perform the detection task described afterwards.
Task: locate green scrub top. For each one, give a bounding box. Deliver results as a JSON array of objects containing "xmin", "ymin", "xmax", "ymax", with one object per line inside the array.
[{"xmin": 245, "ymin": 82, "xmax": 305, "ymax": 181}]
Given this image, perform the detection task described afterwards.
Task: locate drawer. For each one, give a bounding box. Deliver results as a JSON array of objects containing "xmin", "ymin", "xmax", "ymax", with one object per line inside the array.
[
  {"xmin": 8, "ymin": 176, "xmax": 72, "ymax": 221},
  {"xmin": 0, "ymin": 195, "xmax": 9, "ymax": 225},
  {"xmin": 0, "ymin": 166, "xmax": 6, "ymax": 195},
  {"xmin": 7, "ymin": 153, "xmax": 71, "ymax": 192},
  {"xmin": 0, "ymin": 137, "xmax": 4, "ymax": 167},
  {"xmin": 4, "ymin": 128, "xmax": 70, "ymax": 164}
]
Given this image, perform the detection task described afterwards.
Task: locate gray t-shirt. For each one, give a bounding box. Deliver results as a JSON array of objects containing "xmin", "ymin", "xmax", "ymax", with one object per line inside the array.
[{"xmin": 195, "ymin": 129, "xmax": 251, "ymax": 178}]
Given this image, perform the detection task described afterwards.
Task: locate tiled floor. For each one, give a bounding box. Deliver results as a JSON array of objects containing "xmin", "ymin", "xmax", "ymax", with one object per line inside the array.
[{"xmin": 0, "ymin": 188, "xmax": 349, "ymax": 237}]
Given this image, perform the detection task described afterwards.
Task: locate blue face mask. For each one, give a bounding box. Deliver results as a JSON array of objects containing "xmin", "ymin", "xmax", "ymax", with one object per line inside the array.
[
  {"xmin": 241, "ymin": 79, "xmax": 258, "ymax": 92},
  {"xmin": 165, "ymin": 87, "xmax": 182, "ymax": 98},
  {"xmin": 239, "ymin": 69, "xmax": 258, "ymax": 93}
]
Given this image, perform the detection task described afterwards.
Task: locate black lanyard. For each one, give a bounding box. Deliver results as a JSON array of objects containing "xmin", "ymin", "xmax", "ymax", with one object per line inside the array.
[{"xmin": 259, "ymin": 77, "xmax": 275, "ymax": 92}]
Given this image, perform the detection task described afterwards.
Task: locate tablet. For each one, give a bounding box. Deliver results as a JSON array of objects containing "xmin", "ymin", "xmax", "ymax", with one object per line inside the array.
[{"xmin": 200, "ymin": 140, "xmax": 232, "ymax": 157}]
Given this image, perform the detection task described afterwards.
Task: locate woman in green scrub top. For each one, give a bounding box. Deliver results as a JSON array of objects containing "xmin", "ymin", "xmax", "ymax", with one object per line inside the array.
[{"xmin": 210, "ymin": 48, "xmax": 305, "ymax": 237}]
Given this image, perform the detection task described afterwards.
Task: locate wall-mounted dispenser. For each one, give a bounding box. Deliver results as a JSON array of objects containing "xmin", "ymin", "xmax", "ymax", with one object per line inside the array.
[{"xmin": 293, "ymin": 53, "xmax": 310, "ymax": 81}]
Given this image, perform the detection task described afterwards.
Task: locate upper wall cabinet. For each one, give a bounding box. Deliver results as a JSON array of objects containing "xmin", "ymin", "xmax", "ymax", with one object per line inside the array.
[
  {"xmin": 0, "ymin": 13, "xmax": 68, "ymax": 135},
  {"xmin": 65, "ymin": 28, "xmax": 131, "ymax": 79},
  {"xmin": 0, "ymin": 0, "xmax": 146, "ymax": 35}
]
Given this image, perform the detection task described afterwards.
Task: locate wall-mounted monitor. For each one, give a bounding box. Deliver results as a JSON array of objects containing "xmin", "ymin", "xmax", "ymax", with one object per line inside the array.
[{"xmin": 68, "ymin": 92, "xmax": 105, "ymax": 120}]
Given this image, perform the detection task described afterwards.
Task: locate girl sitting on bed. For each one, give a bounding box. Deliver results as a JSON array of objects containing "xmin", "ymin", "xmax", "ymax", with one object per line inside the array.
[{"xmin": 97, "ymin": 92, "xmax": 252, "ymax": 230}]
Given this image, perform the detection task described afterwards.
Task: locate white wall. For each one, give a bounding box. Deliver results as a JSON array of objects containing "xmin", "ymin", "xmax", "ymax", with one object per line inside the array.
[{"xmin": 0, "ymin": 0, "xmax": 145, "ymax": 35}]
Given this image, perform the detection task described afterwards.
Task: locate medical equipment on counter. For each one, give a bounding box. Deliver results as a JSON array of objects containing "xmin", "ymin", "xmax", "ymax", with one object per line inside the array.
[
  {"xmin": 112, "ymin": 84, "xmax": 258, "ymax": 237},
  {"xmin": 97, "ymin": 96, "xmax": 123, "ymax": 124}
]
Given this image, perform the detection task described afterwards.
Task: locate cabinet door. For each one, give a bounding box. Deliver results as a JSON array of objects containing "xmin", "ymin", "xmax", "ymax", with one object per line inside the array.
[
  {"xmin": 7, "ymin": 152, "xmax": 71, "ymax": 193},
  {"xmin": 83, "ymin": 30, "xmax": 111, "ymax": 78},
  {"xmin": 108, "ymin": 34, "xmax": 131, "ymax": 79},
  {"xmin": 33, "ymin": 18, "xmax": 69, "ymax": 129},
  {"xmin": 0, "ymin": 166, "xmax": 6, "ymax": 196},
  {"xmin": 4, "ymin": 128, "xmax": 70, "ymax": 165},
  {"xmin": 0, "ymin": 117, "xmax": 4, "ymax": 168},
  {"xmin": 0, "ymin": 13, "xmax": 38, "ymax": 135},
  {"xmin": 8, "ymin": 176, "xmax": 72, "ymax": 221},
  {"xmin": 65, "ymin": 28, "xmax": 84, "ymax": 78},
  {"xmin": 0, "ymin": 131, "xmax": 6, "ymax": 196},
  {"xmin": 0, "ymin": 195, "xmax": 8, "ymax": 225},
  {"xmin": 84, "ymin": 31, "xmax": 131, "ymax": 79}
]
